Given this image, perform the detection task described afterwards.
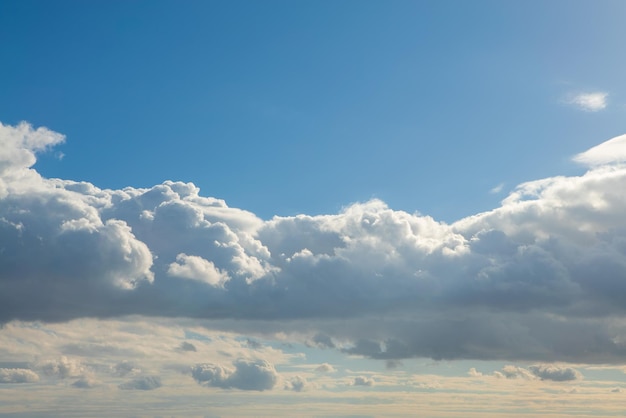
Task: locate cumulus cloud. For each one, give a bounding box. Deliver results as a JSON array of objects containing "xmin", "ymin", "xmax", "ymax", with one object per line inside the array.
[
  {"xmin": 528, "ymin": 364, "xmax": 582, "ymax": 381},
  {"xmin": 0, "ymin": 368, "xmax": 39, "ymax": 383},
  {"xmin": 191, "ymin": 359, "xmax": 278, "ymax": 391},
  {"xmin": 315, "ymin": 363, "xmax": 336, "ymax": 373},
  {"xmin": 41, "ymin": 356, "xmax": 85, "ymax": 379},
  {"xmin": 493, "ymin": 364, "xmax": 581, "ymax": 381},
  {"xmin": 4, "ymin": 122, "xmax": 626, "ymax": 364},
  {"xmin": 566, "ymin": 92, "xmax": 608, "ymax": 111},
  {"xmin": 118, "ymin": 375, "xmax": 162, "ymax": 390},
  {"xmin": 284, "ymin": 375, "xmax": 309, "ymax": 392},
  {"xmin": 353, "ymin": 376, "xmax": 375, "ymax": 386}
]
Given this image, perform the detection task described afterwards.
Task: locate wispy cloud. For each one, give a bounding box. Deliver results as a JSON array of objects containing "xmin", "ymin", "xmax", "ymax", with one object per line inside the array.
[
  {"xmin": 573, "ymin": 133, "xmax": 626, "ymax": 166},
  {"xmin": 566, "ymin": 91, "xmax": 608, "ymax": 112},
  {"xmin": 489, "ymin": 183, "xmax": 504, "ymax": 194}
]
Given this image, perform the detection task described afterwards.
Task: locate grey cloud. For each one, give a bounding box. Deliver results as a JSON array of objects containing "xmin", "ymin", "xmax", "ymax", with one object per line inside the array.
[
  {"xmin": 0, "ymin": 368, "xmax": 39, "ymax": 383},
  {"xmin": 353, "ymin": 376, "xmax": 374, "ymax": 386},
  {"xmin": 111, "ymin": 361, "xmax": 140, "ymax": 377},
  {"xmin": 493, "ymin": 364, "xmax": 582, "ymax": 382},
  {"xmin": 191, "ymin": 359, "xmax": 278, "ymax": 391},
  {"xmin": 528, "ymin": 364, "xmax": 582, "ymax": 381},
  {"xmin": 284, "ymin": 375, "xmax": 308, "ymax": 392},
  {"xmin": 40, "ymin": 357, "xmax": 84, "ymax": 379},
  {"xmin": 118, "ymin": 375, "xmax": 162, "ymax": 390},
  {"xmin": 72, "ymin": 377, "xmax": 98, "ymax": 388},
  {"xmin": 4, "ymin": 122, "xmax": 626, "ymax": 364},
  {"xmin": 179, "ymin": 342, "xmax": 197, "ymax": 352}
]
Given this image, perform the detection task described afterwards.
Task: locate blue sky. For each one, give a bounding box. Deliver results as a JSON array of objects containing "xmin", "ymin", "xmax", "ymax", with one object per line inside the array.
[
  {"xmin": 2, "ymin": 1, "xmax": 626, "ymax": 417},
  {"xmin": 2, "ymin": 0, "xmax": 625, "ymax": 221}
]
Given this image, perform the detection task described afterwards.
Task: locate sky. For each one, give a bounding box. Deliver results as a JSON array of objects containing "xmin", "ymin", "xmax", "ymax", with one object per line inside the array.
[{"xmin": 1, "ymin": 0, "xmax": 626, "ymax": 417}]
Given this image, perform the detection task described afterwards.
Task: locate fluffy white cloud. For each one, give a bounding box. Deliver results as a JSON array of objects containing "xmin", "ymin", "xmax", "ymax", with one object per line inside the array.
[
  {"xmin": 168, "ymin": 254, "xmax": 230, "ymax": 287},
  {"xmin": 566, "ymin": 92, "xmax": 608, "ymax": 111},
  {"xmin": 4, "ymin": 122, "xmax": 626, "ymax": 364}
]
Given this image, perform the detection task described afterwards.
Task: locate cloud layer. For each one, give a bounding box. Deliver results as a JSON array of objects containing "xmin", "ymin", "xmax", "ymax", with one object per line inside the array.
[{"xmin": 2, "ymin": 122, "xmax": 626, "ymax": 363}]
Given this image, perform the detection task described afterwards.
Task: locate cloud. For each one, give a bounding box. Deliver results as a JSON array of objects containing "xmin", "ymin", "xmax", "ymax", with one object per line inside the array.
[
  {"xmin": 118, "ymin": 375, "xmax": 162, "ymax": 390},
  {"xmin": 493, "ymin": 364, "xmax": 581, "ymax": 381},
  {"xmin": 4, "ymin": 122, "xmax": 626, "ymax": 364},
  {"xmin": 41, "ymin": 356, "xmax": 85, "ymax": 379},
  {"xmin": 191, "ymin": 359, "xmax": 278, "ymax": 391},
  {"xmin": 489, "ymin": 183, "xmax": 504, "ymax": 194},
  {"xmin": 0, "ymin": 368, "xmax": 39, "ymax": 383},
  {"xmin": 315, "ymin": 363, "xmax": 336, "ymax": 373},
  {"xmin": 353, "ymin": 376, "xmax": 375, "ymax": 386},
  {"xmin": 168, "ymin": 253, "xmax": 230, "ymax": 287},
  {"xmin": 284, "ymin": 375, "xmax": 309, "ymax": 392},
  {"xmin": 573, "ymin": 134, "xmax": 626, "ymax": 166},
  {"xmin": 72, "ymin": 377, "xmax": 99, "ymax": 388},
  {"xmin": 566, "ymin": 92, "xmax": 608, "ymax": 111},
  {"xmin": 528, "ymin": 364, "xmax": 582, "ymax": 381}
]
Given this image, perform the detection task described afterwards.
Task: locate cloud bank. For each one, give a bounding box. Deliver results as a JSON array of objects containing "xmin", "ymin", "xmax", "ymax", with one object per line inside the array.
[{"xmin": 2, "ymin": 122, "xmax": 626, "ymax": 364}]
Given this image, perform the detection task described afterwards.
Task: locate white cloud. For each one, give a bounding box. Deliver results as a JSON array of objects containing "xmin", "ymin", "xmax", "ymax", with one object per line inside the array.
[
  {"xmin": 489, "ymin": 183, "xmax": 504, "ymax": 194},
  {"xmin": 4, "ymin": 122, "xmax": 626, "ymax": 364},
  {"xmin": 168, "ymin": 253, "xmax": 230, "ymax": 287},
  {"xmin": 566, "ymin": 92, "xmax": 608, "ymax": 111},
  {"xmin": 315, "ymin": 363, "xmax": 336, "ymax": 373},
  {"xmin": 573, "ymin": 133, "xmax": 626, "ymax": 166}
]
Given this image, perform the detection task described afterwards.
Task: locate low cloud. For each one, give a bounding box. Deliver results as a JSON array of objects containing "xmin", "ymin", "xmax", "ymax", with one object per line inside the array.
[
  {"xmin": 573, "ymin": 134, "xmax": 626, "ymax": 166},
  {"xmin": 494, "ymin": 364, "xmax": 581, "ymax": 381},
  {"xmin": 528, "ymin": 364, "xmax": 582, "ymax": 381},
  {"xmin": 284, "ymin": 375, "xmax": 309, "ymax": 392},
  {"xmin": 353, "ymin": 376, "xmax": 375, "ymax": 386},
  {"xmin": 191, "ymin": 359, "xmax": 278, "ymax": 391},
  {"xmin": 0, "ymin": 368, "xmax": 39, "ymax": 383},
  {"xmin": 3, "ymin": 122, "xmax": 626, "ymax": 364},
  {"xmin": 315, "ymin": 363, "xmax": 336, "ymax": 373},
  {"xmin": 566, "ymin": 91, "xmax": 608, "ymax": 111},
  {"xmin": 118, "ymin": 375, "xmax": 162, "ymax": 390}
]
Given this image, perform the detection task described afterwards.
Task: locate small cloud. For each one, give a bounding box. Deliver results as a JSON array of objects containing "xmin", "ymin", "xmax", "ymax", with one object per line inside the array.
[
  {"xmin": 566, "ymin": 92, "xmax": 608, "ymax": 112},
  {"xmin": 0, "ymin": 368, "xmax": 39, "ymax": 383},
  {"xmin": 468, "ymin": 367, "xmax": 483, "ymax": 377},
  {"xmin": 119, "ymin": 375, "xmax": 162, "ymax": 390},
  {"xmin": 528, "ymin": 364, "xmax": 582, "ymax": 382},
  {"xmin": 353, "ymin": 376, "xmax": 374, "ymax": 387},
  {"xmin": 490, "ymin": 183, "xmax": 504, "ymax": 194},
  {"xmin": 72, "ymin": 377, "xmax": 99, "ymax": 389},
  {"xmin": 315, "ymin": 363, "xmax": 336, "ymax": 373},
  {"xmin": 192, "ymin": 359, "xmax": 278, "ymax": 391},
  {"xmin": 284, "ymin": 375, "xmax": 309, "ymax": 392}
]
